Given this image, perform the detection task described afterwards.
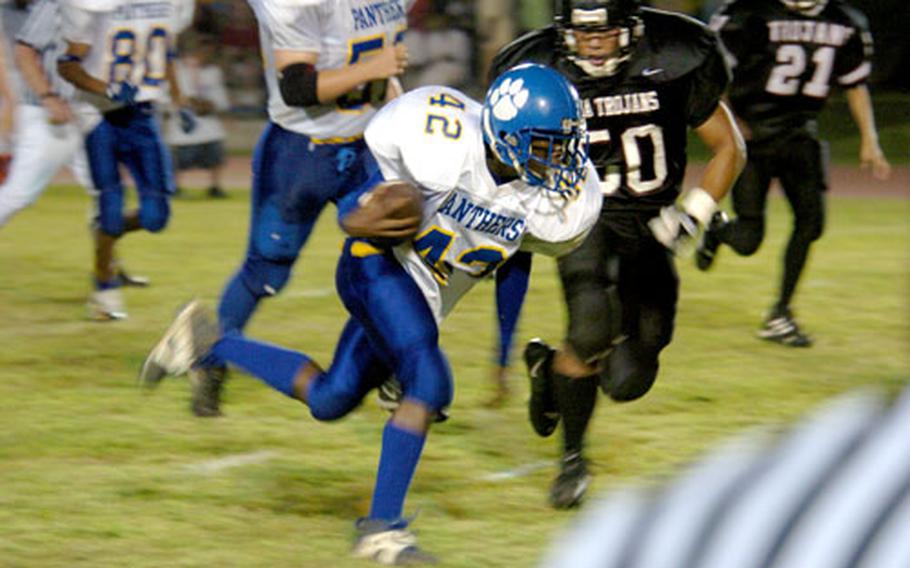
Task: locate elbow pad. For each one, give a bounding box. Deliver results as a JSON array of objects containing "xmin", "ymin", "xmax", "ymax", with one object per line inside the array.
[{"xmin": 278, "ymin": 62, "xmax": 319, "ymax": 107}]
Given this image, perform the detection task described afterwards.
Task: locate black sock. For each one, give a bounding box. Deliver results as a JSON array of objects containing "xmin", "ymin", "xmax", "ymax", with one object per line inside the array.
[
  {"xmin": 778, "ymin": 233, "xmax": 812, "ymax": 314},
  {"xmin": 553, "ymin": 372, "xmax": 599, "ymax": 457}
]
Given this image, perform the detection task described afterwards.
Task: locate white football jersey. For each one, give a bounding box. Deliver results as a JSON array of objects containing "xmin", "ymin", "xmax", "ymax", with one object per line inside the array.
[
  {"xmin": 248, "ymin": 0, "xmax": 414, "ymax": 140},
  {"xmin": 60, "ymin": 0, "xmax": 186, "ymax": 113},
  {"xmin": 365, "ymin": 86, "xmax": 603, "ymax": 322}
]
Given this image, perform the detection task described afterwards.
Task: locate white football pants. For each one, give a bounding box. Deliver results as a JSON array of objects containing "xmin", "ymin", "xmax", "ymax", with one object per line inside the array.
[{"xmin": 0, "ymin": 103, "xmax": 93, "ymax": 228}]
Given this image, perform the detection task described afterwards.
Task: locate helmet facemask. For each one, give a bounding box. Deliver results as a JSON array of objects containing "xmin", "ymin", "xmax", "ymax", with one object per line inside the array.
[
  {"xmin": 560, "ymin": 1, "xmax": 644, "ymax": 78},
  {"xmin": 779, "ymin": 0, "xmax": 828, "ymax": 16},
  {"xmin": 524, "ymin": 128, "xmax": 589, "ymax": 194}
]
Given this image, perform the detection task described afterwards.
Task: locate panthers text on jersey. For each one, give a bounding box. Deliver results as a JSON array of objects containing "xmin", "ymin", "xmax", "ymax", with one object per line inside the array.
[
  {"xmin": 248, "ymin": 0, "xmax": 414, "ymax": 141},
  {"xmin": 59, "ymin": 0, "xmax": 188, "ymax": 114},
  {"xmin": 364, "ymin": 86, "xmax": 602, "ymax": 321},
  {"xmin": 490, "ymin": 8, "xmax": 729, "ymax": 211},
  {"xmin": 710, "ymin": 0, "xmax": 872, "ymax": 142}
]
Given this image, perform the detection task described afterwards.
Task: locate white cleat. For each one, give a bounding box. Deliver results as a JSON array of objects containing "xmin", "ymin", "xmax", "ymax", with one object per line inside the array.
[
  {"xmin": 353, "ymin": 518, "xmax": 437, "ymax": 565},
  {"xmin": 138, "ymin": 300, "xmax": 220, "ymax": 388},
  {"xmin": 88, "ymin": 288, "xmax": 128, "ymax": 321}
]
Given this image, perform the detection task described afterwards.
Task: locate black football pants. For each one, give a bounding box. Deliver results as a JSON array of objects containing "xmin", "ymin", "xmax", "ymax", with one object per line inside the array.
[
  {"xmin": 557, "ymin": 211, "xmax": 678, "ymax": 401},
  {"xmin": 717, "ymin": 134, "xmax": 828, "ymax": 311}
]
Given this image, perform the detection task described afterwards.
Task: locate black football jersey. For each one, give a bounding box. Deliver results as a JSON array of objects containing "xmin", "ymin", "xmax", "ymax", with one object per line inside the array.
[
  {"xmin": 711, "ymin": 0, "xmax": 872, "ymax": 141},
  {"xmin": 490, "ymin": 8, "xmax": 729, "ymax": 211}
]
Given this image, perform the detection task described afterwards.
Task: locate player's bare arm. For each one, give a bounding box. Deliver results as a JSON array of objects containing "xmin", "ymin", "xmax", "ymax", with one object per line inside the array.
[
  {"xmin": 57, "ymin": 41, "xmax": 107, "ymax": 97},
  {"xmin": 845, "ymin": 84, "xmax": 891, "ymax": 180},
  {"xmin": 274, "ymin": 43, "xmax": 407, "ymax": 106},
  {"xmin": 339, "ymin": 181, "xmax": 421, "ymax": 241},
  {"xmin": 165, "ymin": 58, "xmax": 187, "ymax": 108},
  {"xmin": 15, "ymin": 41, "xmax": 72, "ymax": 125},
  {"xmin": 694, "ymin": 101, "xmax": 747, "ymax": 203},
  {"xmin": 0, "ymin": 39, "xmax": 16, "ymax": 142},
  {"xmin": 650, "ymin": 103, "xmax": 745, "ymax": 251}
]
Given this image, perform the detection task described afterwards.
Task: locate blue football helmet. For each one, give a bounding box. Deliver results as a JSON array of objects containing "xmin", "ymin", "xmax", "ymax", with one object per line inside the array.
[{"xmin": 482, "ymin": 63, "xmax": 589, "ymax": 194}]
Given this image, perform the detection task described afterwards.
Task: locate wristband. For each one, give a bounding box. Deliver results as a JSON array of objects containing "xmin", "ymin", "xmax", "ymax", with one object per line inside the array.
[
  {"xmin": 40, "ymin": 91, "xmax": 59, "ymax": 100},
  {"xmin": 681, "ymin": 187, "xmax": 717, "ymax": 226},
  {"xmin": 57, "ymin": 54, "xmax": 82, "ymax": 64}
]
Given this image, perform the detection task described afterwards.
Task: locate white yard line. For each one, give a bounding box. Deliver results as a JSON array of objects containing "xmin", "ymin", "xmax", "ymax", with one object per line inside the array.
[
  {"xmin": 186, "ymin": 450, "xmax": 278, "ymax": 474},
  {"xmin": 282, "ymin": 288, "xmax": 334, "ymax": 299},
  {"xmin": 478, "ymin": 460, "xmax": 554, "ymax": 482}
]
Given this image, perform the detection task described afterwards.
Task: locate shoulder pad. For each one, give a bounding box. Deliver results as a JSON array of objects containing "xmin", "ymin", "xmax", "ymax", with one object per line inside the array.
[
  {"xmin": 627, "ymin": 9, "xmax": 720, "ymax": 81},
  {"xmin": 829, "ymin": 0, "xmax": 870, "ymax": 31},
  {"xmin": 489, "ymin": 27, "xmax": 560, "ymax": 85},
  {"xmin": 267, "ymin": 0, "xmax": 323, "ymax": 8},
  {"xmin": 64, "ymin": 0, "xmax": 118, "ymax": 12},
  {"xmin": 366, "ymin": 86, "xmax": 481, "ymax": 192}
]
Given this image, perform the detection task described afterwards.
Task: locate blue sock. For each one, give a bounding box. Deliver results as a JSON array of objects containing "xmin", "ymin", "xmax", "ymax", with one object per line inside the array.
[
  {"xmin": 206, "ymin": 272, "xmax": 262, "ymax": 368},
  {"xmin": 211, "ymin": 334, "xmax": 308, "ymax": 398},
  {"xmin": 94, "ymin": 277, "xmax": 120, "ymax": 291},
  {"xmin": 369, "ymin": 422, "xmax": 427, "ymax": 521},
  {"xmin": 218, "ymin": 271, "xmax": 261, "ymax": 334}
]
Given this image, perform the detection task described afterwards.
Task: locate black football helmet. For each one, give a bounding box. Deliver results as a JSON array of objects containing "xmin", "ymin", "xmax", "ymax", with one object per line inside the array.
[
  {"xmin": 557, "ymin": 0, "xmax": 644, "ymax": 77},
  {"xmin": 780, "ymin": 0, "xmax": 828, "ymax": 16}
]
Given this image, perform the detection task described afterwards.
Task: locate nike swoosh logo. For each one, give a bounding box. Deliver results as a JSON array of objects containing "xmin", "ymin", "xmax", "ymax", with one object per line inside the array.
[{"xmin": 642, "ymin": 68, "xmax": 663, "ymax": 76}]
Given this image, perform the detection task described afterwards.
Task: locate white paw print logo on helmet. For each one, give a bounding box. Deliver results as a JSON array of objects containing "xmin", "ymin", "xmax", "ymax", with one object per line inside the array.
[{"xmin": 489, "ymin": 78, "xmax": 530, "ymax": 121}]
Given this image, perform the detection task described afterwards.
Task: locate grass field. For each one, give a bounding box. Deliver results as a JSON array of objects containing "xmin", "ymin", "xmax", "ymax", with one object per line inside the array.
[{"xmin": 0, "ymin": 181, "xmax": 907, "ymax": 567}]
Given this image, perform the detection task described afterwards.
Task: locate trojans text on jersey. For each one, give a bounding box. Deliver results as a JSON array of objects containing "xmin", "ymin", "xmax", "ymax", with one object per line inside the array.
[
  {"xmin": 582, "ymin": 91, "xmax": 660, "ymax": 119},
  {"xmin": 767, "ymin": 20, "xmax": 855, "ymax": 46}
]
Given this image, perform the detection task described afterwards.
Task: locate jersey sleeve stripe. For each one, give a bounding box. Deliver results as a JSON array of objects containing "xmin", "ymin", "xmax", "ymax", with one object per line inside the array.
[{"xmin": 838, "ymin": 61, "xmax": 871, "ymax": 86}]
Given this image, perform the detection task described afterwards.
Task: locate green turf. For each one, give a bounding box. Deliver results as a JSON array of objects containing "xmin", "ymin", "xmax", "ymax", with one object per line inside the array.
[{"xmin": 0, "ymin": 185, "xmax": 907, "ymax": 567}]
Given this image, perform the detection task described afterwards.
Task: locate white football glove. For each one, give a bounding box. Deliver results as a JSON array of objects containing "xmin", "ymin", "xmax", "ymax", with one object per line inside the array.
[{"xmin": 648, "ymin": 187, "xmax": 718, "ymax": 252}]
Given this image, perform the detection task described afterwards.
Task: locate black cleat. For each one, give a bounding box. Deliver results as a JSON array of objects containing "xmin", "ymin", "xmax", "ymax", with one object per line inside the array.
[
  {"xmin": 695, "ymin": 211, "xmax": 728, "ymax": 272},
  {"xmin": 353, "ymin": 517, "xmax": 438, "ymax": 565},
  {"xmin": 189, "ymin": 365, "xmax": 227, "ymax": 417},
  {"xmin": 757, "ymin": 308, "xmax": 813, "ymax": 347},
  {"xmin": 549, "ymin": 452, "xmax": 591, "ymax": 510},
  {"xmin": 524, "ymin": 339, "xmax": 559, "ymax": 438},
  {"xmin": 207, "ymin": 186, "xmax": 228, "ymax": 199}
]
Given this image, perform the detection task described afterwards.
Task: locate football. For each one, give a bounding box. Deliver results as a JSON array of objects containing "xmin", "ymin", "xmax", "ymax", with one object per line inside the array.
[
  {"xmin": 368, "ymin": 180, "xmax": 423, "ymax": 220},
  {"xmin": 343, "ymin": 180, "xmax": 423, "ymax": 247}
]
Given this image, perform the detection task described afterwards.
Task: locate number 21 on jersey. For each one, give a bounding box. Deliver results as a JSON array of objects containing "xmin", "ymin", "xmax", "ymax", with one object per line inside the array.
[{"xmin": 766, "ymin": 44, "xmax": 835, "ymax": 98}]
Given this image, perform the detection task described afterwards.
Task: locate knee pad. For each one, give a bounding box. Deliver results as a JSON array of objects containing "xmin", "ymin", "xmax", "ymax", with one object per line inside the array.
[
  {"xmin": 734, "ymin": 217, "xmax": 764, "ymax": 256},
  {"xmin": 139, "ymin": 196, "xmax": 170, "ymax": 233},
  {"xmin": 400, "ymin": 345, "xmax": 453, "ymax": 412},
  {"xmin": 253, "ymin": 203, "xmax": 311, "ymax": 263},
  {"xmin": 794, "ymin": 214, "xmax": 825, "ymax": 243},
  {"xmin": 566, "ymin": 284, "xmax": 621, "ymax": 364},
  {"xmin": 606, "ymin": 343, "xmax": 659, "ymax": 402},
  {"xmin": 98, "ymin": 190, "xmax": 125, "ymax": 237},
  {"xmin": 238, "ymin": 256, "xmax": 294, "ymax": 298},
  {"xmin": 307, "ymin": 373, "xmax": 364, "ymax": 422}
]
